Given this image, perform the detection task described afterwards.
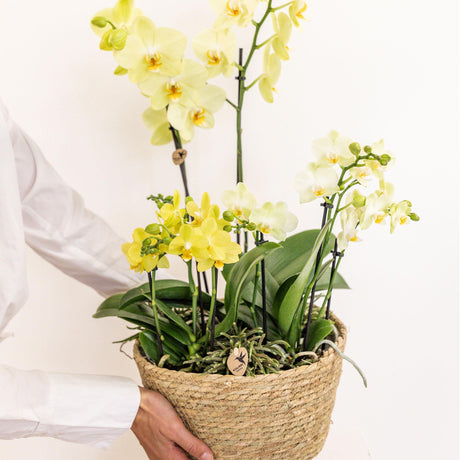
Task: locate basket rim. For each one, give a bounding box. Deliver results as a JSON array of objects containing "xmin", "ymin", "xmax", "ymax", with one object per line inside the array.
[{"xmin": 134, "ymin": 312, "xmax": 347, "ymax": 382}]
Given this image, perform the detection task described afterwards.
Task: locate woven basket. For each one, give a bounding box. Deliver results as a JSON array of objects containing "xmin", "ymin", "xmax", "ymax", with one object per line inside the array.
[{"xmin": 133, "ymin": 313, "xmax": 346, "ymax": 460}]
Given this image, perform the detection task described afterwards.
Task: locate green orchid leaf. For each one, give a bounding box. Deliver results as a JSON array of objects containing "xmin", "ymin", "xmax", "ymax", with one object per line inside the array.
[
  {"xmin": 305, "ymin": 319, "xmax": 334, "ymax": 351},
  {"xmin": 215, "ymin": 242, "xmax": 282, "ymax": 337},
  {"xmin": 156, "ymin": 299, "xmax": 194, "ymax": 337},
  {"xmin": 139, "ymin": 331, "xmax": 162, "ymax": 363},
  {"xmin": 277, "ymin": 221, "xmax": 332, "ymax": 344},
  {"xmin": 265, "ymin": 230, "xmax": 336, "ymax": 285}
]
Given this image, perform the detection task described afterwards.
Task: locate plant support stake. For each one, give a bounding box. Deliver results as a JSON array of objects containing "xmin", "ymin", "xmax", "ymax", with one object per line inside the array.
[
  {"xmin": 170, "ymin": 126, "xmax": 190, "ymax": 198},
  {"xmin": 303, "ymin": 200, "xmax": 333, "ymax": 350}
]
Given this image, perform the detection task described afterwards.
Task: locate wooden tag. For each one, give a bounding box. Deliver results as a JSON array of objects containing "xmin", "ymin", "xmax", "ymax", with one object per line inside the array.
[
  {"xmin": 172, "ymin": 149, "xmax": 187, "ymax": 165},
  {"xmin": 227, "ymin": 347, "xmax": 248, "ymax": 376}
]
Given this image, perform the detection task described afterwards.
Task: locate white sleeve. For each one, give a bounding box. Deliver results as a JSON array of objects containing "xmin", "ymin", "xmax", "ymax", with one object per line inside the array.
[
  {"xmin": 7, "ymin": 114, "xmax": 144, "ymax": 297},
  {"xmin": 0, "ymin": 365, "xmax": 141, "ymax": 449},
  {"xmin": 0, "ymin": 105, "xmax": 143, "ymax": 448}
]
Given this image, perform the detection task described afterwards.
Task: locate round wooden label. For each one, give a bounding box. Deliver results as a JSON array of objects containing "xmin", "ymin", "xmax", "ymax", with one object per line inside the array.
[{"xmin": 226, "ymin": 347, "xmax": 248, "ymax": 376}]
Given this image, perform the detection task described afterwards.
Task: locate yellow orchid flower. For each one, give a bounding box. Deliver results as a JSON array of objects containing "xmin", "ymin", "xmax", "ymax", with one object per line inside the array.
[
  {"xmin": 210, "ymin": 0, "xmax": 260, "ymax": 29},
  {"xmin": 289, "ymin": 0, "xmax": 307, "ymax": 27},
  {"xmin": 195, "ymin": 217, "xmax": 242, "ymax": 271},
  {"xmin": 91, "ymin": 0, "xmax": 143, "ymax": 43},
  {"xmin": 142, "ymin": 107, "xmax": 192, "ymax": 146},
  {"xmin": 167, "ymin": 84, "xmax": 226, "ymax": 141},
  {"xmin": 167, "ymin": 224, "xmax": 209, "ymax": 262},
  {"xmin": 114, "ymin": 16, "xmax": 187, "ymax": 83},
  {"xmin": 271, "ymin": 12, "xmax": 292, "ymax": 61},
  {"xmin": 192, "ymin": 28, "xmax": 238, "ymax": 78},
  {"xmin": 122, "ymin": 228, "xmax": 169, "ymax": 273},
  {"xmin": 139, "ymin": 59, "xmax": 208, "ymax": 111},
  {"xmin": 258, "ymin": 45, "xmax": 282, "ymax": 103},
  {"xmin": 158, "ymin": 190, "xmax": 186, "ymax": 234},
  {"xmin": 186, "ymin": 192, "xmax": 221, "ymax": 227}
]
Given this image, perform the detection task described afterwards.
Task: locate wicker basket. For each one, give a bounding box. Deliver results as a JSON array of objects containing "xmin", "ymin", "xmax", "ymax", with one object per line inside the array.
[{"xmin": 133, "ymin": 313, "xmax": 346, "ymax": 460}]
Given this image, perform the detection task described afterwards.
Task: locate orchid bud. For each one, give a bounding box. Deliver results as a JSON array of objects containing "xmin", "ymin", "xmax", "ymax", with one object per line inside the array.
[
  {"xmin": 109, "ymin": 29, "xmax": 128, "ymax": 51},
  {"xmin": 352, "ymin": 195, "xmax": 366, "ymax": 208},
  {"xmin": 409, "ymin": 213, "xmax": 419, "ymax": 221},
  {"xmin": 145, "ymin": 224, "xmax": 161, "ymax": 235},
  {"xmin": 363, "ymin": 145, "xmax": 372, "ymax": 154},
  {"xmin": 380, "ymin": 154, "xmax": 391, "ymax": 165},
  {"xmin": 246, "ymin": 222, "xmax": 257, "ymax": 231},
  {"xmin": 114, "ymin": 66, "xmax": 128, "ymax": 76},
  {"xmin": 163, "ymin": 237, "xmax": 173, "ymax": 245},
  {"xmin": 185, "ymin": 196, "xmax": 194, "ymax": 204},
  {"xmin": 223, "ymin": 225, "xmax": 233, "ymax": 232},
  {"xmin": 99, "ymin": 30, "xmax": 114, "ymax": 51},
  {"xmin": 223, "ymin": 211, "xmax": 234, "ymax": 222},
  {"xmin": 349, "ymin": 142, "xmax": 361, "ymax": 156},
  {"xmin": 91, "ymin": 16, "xmax": 108, "ymax": 28}
]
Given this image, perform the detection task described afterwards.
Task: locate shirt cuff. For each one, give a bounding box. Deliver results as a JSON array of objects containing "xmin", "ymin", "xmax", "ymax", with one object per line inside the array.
[{"xmin": 34, "ymin": 372, "xmax": 141, "ymax": 449}]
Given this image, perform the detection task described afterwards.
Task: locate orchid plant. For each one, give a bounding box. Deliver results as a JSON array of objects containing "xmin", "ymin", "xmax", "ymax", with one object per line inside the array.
[{"xmin": 91, "ymin": 0, "xmax": 418, "ymax": 376}]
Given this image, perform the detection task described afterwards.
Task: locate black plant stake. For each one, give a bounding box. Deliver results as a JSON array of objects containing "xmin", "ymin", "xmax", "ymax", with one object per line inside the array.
[
  {"xmin": 170, "ymin": 126, "xmax": 190, "ymax": 197},
  {"xmin": 326, "ymin": 239, "xmax": 343, "ymax": 320},
  {"xmin": 303, "ymin": 200, "xmax": 333, "ymax": 351},
  {"xmin": 235, "ymin": 48, "xmax": 245, "ymax": 246},
  {"xmin": 256, "ymin": 233, "xmax": 268, "ymax": 343}
]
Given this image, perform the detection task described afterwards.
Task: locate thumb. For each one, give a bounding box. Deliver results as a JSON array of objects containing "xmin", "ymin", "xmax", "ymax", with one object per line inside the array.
[{"xmin": 173, "ymin": 424, "xmax": 214, "ymax": 460}]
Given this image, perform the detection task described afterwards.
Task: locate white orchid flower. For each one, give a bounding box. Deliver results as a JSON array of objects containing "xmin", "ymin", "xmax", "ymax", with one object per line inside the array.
[
  {"xmin": 295, "ymin": 163, "xmax": 340, "ymax": 203},
  {"xmin": 250, "ymin": 201, "xmax": 298, "ymax": 241},
  {"xmin": 271, "ymin": 12, "xmax": 292, "ymax": 60},
  {"xmin": 167, "ymin": 84, "xmax": 226, "ymax": 141},
  {"xmin": 193, "ymin": 28, "xmax": 238, "ymax": 78},
  {"xmin": 364, "ymin": 139, "xmax": 395, "ymax": 184},
  {"xmin": 337, "ymin": 207, "xmax": 361, "ymax": 251},
  {"xmin": 114, "ymin": 16, "xmax": 187, "ymax": 83},
  {"xmin": 138, "ymin": 59, "xmax": 208, "ymax": 110},
  {"xmin": 289, "ymin": 0, "xmax": 307, "ymax": 27},
  {"xmin": 312, "ymin": 130, "xmax": 355, "ymax": 167},
  {"xmin": 389, "ymin": 200, "xmax": 413, "ymax": 234},
  {"xmin": 258, "ymin": 45, "xmax": 282, "ymax": 103},
  {"xmin": 222, "ymin": 183, "xmax": 257, "ymax": 219},
  {"xmin": 349, "ymin": 165, "xmax": 373, "ymax": 186},
  {"xmin": 359, "ymin": 183, "xmax": 395, "ymax": 230},
  {"xmin": 210, "ymin": 0, "xmax": 259, "ymax": 29}
]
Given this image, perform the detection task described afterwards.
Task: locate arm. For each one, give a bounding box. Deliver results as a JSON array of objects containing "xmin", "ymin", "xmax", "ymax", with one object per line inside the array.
[{"xmin": 0, "ymin": 104, "xmax": 213, "ymax": 458}]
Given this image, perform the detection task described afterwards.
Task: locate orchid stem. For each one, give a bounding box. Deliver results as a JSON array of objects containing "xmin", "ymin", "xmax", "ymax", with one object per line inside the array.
[{"xmin": 148, "ymin": 270, "xmax": 163, "ymax": 356}]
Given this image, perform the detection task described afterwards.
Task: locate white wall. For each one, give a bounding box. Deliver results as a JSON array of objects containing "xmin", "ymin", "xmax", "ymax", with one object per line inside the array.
[{"xmin": 0, "ymin": 0, "xmax": 458, "ymax": 459}]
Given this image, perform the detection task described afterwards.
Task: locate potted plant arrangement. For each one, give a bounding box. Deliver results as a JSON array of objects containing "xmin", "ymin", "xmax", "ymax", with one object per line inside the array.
[{"xmin": 90, "ymin": 1, "xmax": 419, "ymax": 458}]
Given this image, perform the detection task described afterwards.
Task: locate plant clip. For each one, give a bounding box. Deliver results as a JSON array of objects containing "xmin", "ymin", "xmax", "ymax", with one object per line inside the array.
[
  {"xmin": 255, "ymin": 236, "xmax": 267, "ymax": 246},
  {"xmin": 235, "ymin": 75, "xmax": 246, "ymax": 81},
  {"xmin": 321, "ymin": 202, "xmax": 334, "ymax": 209},
  {"xmin": 172, "ymin": 148, "xmax": 187, "ymax": 165},
  {"xmin": 331, "ymin": 248, "xmax": 344, "ymax": 258}
]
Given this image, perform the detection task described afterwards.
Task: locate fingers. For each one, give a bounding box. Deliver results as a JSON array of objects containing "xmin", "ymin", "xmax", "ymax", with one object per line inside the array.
[{"xmin": 173, "ymin": 423, "xmax": 214, "ymax": 460}]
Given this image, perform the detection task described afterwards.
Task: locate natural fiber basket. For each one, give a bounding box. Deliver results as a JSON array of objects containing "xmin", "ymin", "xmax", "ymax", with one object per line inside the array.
[{"xmin": 134, "ymin": 313, "xmax": 346, "ymax": 460}]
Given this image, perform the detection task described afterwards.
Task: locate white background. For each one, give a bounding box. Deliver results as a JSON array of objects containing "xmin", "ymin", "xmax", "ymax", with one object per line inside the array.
[{"xmin": 0, "ymin": 0, "xmax": 458, "ymax": 459}]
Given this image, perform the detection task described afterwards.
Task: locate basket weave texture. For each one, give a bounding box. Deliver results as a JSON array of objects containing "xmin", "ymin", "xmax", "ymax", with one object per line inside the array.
[{"xmin": 133, "ymin": 313, "xmax": 346, "ymax": 460}]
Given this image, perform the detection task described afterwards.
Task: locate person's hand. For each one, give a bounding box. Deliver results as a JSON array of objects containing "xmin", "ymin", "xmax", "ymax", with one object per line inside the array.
[{"xmin": 131, "ymin": 386, "xmax": 214, "ymax": 460}]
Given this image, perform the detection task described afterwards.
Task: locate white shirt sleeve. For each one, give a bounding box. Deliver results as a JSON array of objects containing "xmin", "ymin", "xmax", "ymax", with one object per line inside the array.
[{"xmin": 0, "ymin": 104, "xmax": 143, "ymax": 448}]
